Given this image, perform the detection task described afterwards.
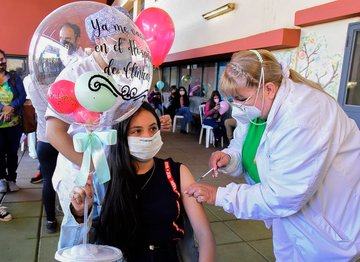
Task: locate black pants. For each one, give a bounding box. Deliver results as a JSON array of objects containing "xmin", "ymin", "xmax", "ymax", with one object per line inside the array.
[
  {"xmin": 0, "ymin": 124, "xmax": 23, "ymax": 182},
  {"xmin": 37, "ymin": 141, "xmax": 59, "ymax": 221},
  {"xmin": 203, "ymin": 118, "xmax": 225, "ymax": 141},
  {"xmin": 130, "ymin": 241, "xmax": 179, "ymax": 262}
]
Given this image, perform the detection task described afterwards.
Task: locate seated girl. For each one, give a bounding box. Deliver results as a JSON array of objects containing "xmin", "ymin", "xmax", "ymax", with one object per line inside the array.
[{"xmin": 68, "ymin": 102, "xmax": 216, "ymax": 261}]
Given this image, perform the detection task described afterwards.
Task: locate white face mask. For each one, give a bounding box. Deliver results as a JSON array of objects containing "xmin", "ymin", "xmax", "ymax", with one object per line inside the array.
[
  {"xmin": 231, "ymin": 102, "xmax": 262, "ymax": 124},
  {"xmin": 179, "ymin": 91, "xmax": 185, "ymax": 96},
  {"xmin": 128, "ymin": 131, "xmax": 163, "ymax": 162},
  {"xmin": 231, "ymin": 63, "xmax": 266, "ymax": 126},
  {"xmin": 214, "ymin": 98, "xmax": 220, "ymax": 104}
]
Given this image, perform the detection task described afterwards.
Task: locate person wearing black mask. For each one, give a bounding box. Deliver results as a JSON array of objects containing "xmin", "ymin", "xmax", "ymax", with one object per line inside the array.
[
  {"xmin": 59, "ymin": 23, "xmax": 85, "ymax": 67},
  {"xmin": 0, "ymin": 49, "xmax": 26, "ymax": 193}
]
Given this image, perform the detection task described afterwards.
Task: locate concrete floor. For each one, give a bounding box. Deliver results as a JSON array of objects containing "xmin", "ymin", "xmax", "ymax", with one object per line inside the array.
[{"xmin": 0, "ymin": 130, "xmax": 275, "ymax": 262}]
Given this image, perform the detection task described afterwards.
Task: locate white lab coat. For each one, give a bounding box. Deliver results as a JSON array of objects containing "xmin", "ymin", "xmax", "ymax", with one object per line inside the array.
[{"xmin": 216, "ymin": 77, "xmax": 360, "ymax": 261}]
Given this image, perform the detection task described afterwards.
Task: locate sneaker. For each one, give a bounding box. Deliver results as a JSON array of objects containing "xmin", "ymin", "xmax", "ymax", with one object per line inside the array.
[
  {"xmin": 0, "ymin": 179, "xmax": 7, "ymax": 193},
  {"xmin": 180, "ymin": 129, "xmax": 188, "ymax": 134},
  {"xmin": 8, "ymin": 181, "xmax": 19, "ymax": 192},
  {"xmin": 46, "ymin": 219, "xmax": 58, "ymax": 234},
  {"xmin": 0, "ymin": 206, "xmax": 12, "ymax": 222},
  {"xmin": 30, "ymin": 172, "xmax": 43, "ymax": 184}
]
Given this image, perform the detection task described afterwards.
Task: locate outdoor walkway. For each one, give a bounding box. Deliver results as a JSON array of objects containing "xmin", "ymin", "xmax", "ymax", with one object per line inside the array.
[{"xmin": 0, "ymin": 131, "xmax": 275, "ymax": 262}]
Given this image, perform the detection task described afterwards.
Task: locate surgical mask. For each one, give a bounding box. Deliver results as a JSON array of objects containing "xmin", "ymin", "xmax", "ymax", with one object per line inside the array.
[
  {"xmin": 128, "ymin": 131, "xmax": 163, "ymax": 162},
  {"xmin": 179, "ymin": 91, "xmax": 185, "ymax": 96},
  {"xmin": 214, "ymin": 98, "xmax": 220, "ymax": 104}
]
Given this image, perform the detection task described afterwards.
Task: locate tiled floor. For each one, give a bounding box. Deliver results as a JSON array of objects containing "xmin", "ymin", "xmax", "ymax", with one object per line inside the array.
[{"xmin": 0, "ymin": 130, "xmax": 275, "ymax": 261}]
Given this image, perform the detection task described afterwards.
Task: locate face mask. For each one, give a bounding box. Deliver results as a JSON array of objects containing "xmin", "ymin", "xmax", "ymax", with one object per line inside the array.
[
  {"xmin": 60, "ymin": 40, "xmax": 76, "ymax": 55},
  {"xmin": 231, "ymin": 60, "xmax": 266, "ymax": 125},
  {"xmin": 179, "ymin": 91, "xmax": 185, "ymax": 96},
  {"xmin": 128, "ymin": 131, "xmax": 163, "ymax": 162},
  {"xmin": 214, "ymin": 98, "xmax": 220, "ymax": 104},
  {"xmin": 232, "ymin": 102, "xmax": 262, "ymax": 124}
]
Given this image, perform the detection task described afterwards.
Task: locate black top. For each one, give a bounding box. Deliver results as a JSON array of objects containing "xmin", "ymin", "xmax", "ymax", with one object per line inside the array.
[
  {"xmin": 173, "ymin": 93, "xmax": 190, "ymax": 109},
  {"xmin": 134, "ymin": 157, "xmax": 185, "ymax": 245}
]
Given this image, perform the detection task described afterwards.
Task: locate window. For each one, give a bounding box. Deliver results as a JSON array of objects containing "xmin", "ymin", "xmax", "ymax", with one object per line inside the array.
[
  {"xmin": 338, "ymin": 22, "xmax": 360, "ymax": 127},
  {"xmin": 162, "ymin": 67, "xmax": 171, "ymax": 91},
  {"xmin": 179, "ymin": 65, "xmax": 190, "ymax": 90},
  {"xmin": 189, "ymin": 64, "xmax": 203, "ymax": 97},
  {"xmin": 344, "ymin": 31, "xmax": 360, "ymax": 106},
  {"xmin": 170, "ymin": 66, "xmax": 178, "ymax": 87},
  {"xmin": 6, "ymin": 55, "xmax": 28, "ymax": 80},
  {"xmin": 202, "ymin": 62, "xmax": 217, "ymax": 98}
]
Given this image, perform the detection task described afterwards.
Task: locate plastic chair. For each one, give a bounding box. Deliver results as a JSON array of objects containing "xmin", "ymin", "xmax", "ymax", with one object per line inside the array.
[
  {"xmin": 198, "ymin": 104, "xmax": 223, "ymax": 148},
  {"xmin": 172, "ymin": 115, "xmax": 190, "ymax": 133}
]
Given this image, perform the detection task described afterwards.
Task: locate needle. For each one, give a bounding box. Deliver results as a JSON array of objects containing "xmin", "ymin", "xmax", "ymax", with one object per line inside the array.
[{"xmin": 196, "ymin": 168, "xmax": 214, "ymax": 182}]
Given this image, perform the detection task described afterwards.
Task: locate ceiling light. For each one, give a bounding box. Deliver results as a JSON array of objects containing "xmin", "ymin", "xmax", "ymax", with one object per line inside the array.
[{"xmin": 202, "ymin": 3, "xmax": 235, "ymax": 20}]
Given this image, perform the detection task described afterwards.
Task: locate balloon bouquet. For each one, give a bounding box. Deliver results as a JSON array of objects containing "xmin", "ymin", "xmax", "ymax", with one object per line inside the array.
[
  {"xmin": 28, "ymin": 2, "xmax": 153, "ymax": 261},
  {"xmin": 135, "ymin": 7, "xmax": 175, "ymax": 114}
]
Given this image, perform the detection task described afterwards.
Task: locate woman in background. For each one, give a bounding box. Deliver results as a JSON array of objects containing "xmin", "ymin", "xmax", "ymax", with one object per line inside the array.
[
  {"xmin": 173, "ymin": 86, "xmax": 192, "ymax": 134},
  {"xmin": 0, "ymin": 49, "xmax": 26, "ymax": 193},
  {"xmin": 203, "ymin": 90, "xmax": 227, "ymax": 146}
]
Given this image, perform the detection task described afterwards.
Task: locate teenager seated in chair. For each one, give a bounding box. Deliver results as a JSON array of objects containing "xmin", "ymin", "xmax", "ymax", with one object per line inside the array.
[
  {"xmin": 203, "ymin": 90, "xmax": 227, "ymax": 146},
  {"xmin": 148, "ymin": 86, "xmax": 163, "ymax": 116},
  {"xmin": 65, "ymin": 102, "xmax": 216, "ymax": 261},
  {"xmin": 164, "ymin": 85, "xmax": 178, "ymax": 120},
  {"xmin": 173, "ymin": 86, "xmax": 192, "ymax": 134}
]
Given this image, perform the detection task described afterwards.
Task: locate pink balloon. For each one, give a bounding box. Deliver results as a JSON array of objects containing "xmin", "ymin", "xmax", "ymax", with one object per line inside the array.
[
  {"xmin": 73, "ymin": 106, "xmax": 102, "ymax": 126},
  {"xmin": 135, "ymin": 7, "xmax": 175, "ymax": 67},
  {"xmin": 48, "ymin": 80, "xmax": 80, "ymax": 114},
  {"xmin": 219, "ymin": 101, "xmax": 230, "ymax": 115}
]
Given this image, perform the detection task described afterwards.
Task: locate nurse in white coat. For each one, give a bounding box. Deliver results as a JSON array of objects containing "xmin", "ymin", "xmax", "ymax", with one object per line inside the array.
[{"xmin": 185, "ymin": 49, "xmax": 360, "ymax": 261}]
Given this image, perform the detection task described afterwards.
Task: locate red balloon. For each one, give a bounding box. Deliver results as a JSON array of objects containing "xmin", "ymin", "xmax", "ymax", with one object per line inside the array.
[
  {"xmin": 48, "ymin": 80, "xmax": 80, "ymax": 114},
  {"xmin": 135, "ymin": 7, "xmax": 175, "ymax": 67},
  {"xmin": 73, "ymin": 106, "xmax": 102, "ymax": 126}
]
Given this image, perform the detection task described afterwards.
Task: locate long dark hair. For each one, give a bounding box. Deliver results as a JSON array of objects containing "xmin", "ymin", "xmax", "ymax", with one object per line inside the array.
[
  {"xmin": 208, "ymin": 90, "xmax": 222, "ymax": 108},
  {"xmin": 174, "ymin": 86, "xmax": 190, "ymax": 108},
  {"xmin": 97, "ymin": 102, "xmax": 161, "ymax": 259},
  {"xmin": 0, "ymin": 49, "xmax": 7, "ymax": 74}
]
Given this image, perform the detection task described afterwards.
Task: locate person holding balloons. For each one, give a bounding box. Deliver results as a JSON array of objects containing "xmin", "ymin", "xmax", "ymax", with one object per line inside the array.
[
  {"xmin": 148, "ymin": 85, "xmax": 163, "ymax": 115},
  {"xmin": 203, "ymin": 90, "xmax": 228, "ymax": 147},
  {"xmin": 37, "ymin": 5, "xmax": 171, "ymax": 250},
  {"xmin": 173, "ymin": 86, "xmax": 193, "ymax": 134}
]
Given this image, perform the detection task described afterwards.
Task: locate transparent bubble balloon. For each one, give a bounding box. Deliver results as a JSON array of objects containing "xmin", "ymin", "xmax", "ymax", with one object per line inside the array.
[{"xmin": 29, "ymin": 1, "xmax": 153, "ymax": 129}]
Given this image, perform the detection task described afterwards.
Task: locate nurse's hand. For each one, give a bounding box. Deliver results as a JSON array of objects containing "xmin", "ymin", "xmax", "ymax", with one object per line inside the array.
[
  {"xmin": 160, "ymin": 114, "xmax": 172, "ymax": 132},
  {"xmin": 70, "ymin": 173, "xmax": 94, "ymax": 221},
  {"xmin": 184, "ymin": 183, "xmax": 218, "ymax": 205},
  {"xmin": 209, "ymin": 151, "xmax": 231, "ymax": 175}
]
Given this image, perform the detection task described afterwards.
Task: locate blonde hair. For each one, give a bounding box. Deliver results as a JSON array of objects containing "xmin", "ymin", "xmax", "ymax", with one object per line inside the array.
[{"xmin": 220, "ymin": 49, "xmax": 325, "ymax": 98}]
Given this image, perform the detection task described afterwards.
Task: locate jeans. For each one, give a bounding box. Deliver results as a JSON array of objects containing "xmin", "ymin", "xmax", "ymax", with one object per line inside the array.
[
  {"xmin": 150, "ymin": 103, "xmax": 163, "ymax": 115},
  {"xmin": 176, "ymin": 107, "xmax": 193, "ymax": 130},
  {"xmin": 37, "ymin": 141, "xmax": 59, "ymax": 221},
  {"xmin": 203, "ymin": 118, "xmax": 225, "ymax": 140},
  {"xmin": 0, "ymin": 124, "xmax": 23, "ymax": 181}
]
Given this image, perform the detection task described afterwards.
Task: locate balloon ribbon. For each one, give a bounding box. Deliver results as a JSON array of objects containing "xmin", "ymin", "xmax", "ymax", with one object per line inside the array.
[{"xmin": 73, "ymin": 129, "xmax": 117, "ymax": 186}]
